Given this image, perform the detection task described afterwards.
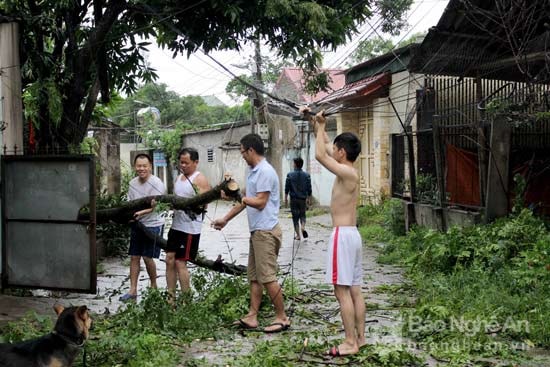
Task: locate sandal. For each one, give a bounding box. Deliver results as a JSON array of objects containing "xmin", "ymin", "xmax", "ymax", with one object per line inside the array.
[{"xmin": 119, "ymin": 293, "xmax": 137, "ymax": 302}]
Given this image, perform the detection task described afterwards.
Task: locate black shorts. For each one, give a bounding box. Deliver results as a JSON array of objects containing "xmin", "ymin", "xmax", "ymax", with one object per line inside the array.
[
  {"xmin": 166, "ymin": 228, "xmax": 200, "ymax": 261},
  {"xmin": 290, "ymin": 198, "xmax": 307, "ymax": 226}
]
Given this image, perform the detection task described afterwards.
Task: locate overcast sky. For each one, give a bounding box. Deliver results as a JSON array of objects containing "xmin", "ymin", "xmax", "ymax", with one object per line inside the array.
[{"xmin": 145, "ymin": 0, "xmax": 450, "ymax": 105}]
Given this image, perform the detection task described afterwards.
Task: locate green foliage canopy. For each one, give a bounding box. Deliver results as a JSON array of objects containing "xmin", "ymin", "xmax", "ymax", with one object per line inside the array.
[
  {"xmin": 1, "ymin": 0, "xmax": 413, "ymax": 152},
  {"xmin": 225, "ymin": 54, "xmax": 292, "ymax": 99},
  {"xmin": 348, "ymin": 31, "xmax": 426, "ymax": 66}
]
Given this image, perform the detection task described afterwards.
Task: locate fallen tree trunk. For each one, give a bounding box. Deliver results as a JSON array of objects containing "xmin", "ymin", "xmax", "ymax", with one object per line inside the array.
[
  {"xmin": 134, "ymin": 221, "xmax": 247, "ymax": 276},
  {"xmin": 80, "ymin": 178, "xmax": 241, "ymax": 224},
  {"xmin": 82, "ymin": 177, "xmax": 246, "ymax": 275}
]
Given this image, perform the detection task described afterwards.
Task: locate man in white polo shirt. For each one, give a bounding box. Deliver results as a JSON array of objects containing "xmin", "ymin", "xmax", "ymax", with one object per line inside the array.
[{"xmin": 212, "ymin": 133, "xmax": 290, "ymax": 333}]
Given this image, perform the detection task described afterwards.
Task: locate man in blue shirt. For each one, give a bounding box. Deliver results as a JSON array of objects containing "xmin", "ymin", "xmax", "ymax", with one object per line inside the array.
[
  {"xmin": 212, "ymin": 133, "xmax": 290, "ymax": 333},
  {"xmin": 284, "ymin": 157, "xmax": 312, "ymax": 241}
]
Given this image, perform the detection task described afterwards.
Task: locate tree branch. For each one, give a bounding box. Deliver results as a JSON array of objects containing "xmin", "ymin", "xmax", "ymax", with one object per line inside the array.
[{"xmin": 80, "ymin": 178, "xmax": 241, "ymax": 223}]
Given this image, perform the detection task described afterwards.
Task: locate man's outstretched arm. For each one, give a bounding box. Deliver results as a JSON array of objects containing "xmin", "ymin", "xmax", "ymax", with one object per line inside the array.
[{"xmin": 312, "ymin": 111, "xmax": 358, "ymax": 182}]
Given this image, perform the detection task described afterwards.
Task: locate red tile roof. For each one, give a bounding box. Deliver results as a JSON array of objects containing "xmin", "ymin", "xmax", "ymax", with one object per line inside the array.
[
  {"xmin": 317, "ymin": 72, "xmax": 392, "ymax": 104},
  {"xmin": 273, "ymin": 68, "xmax": 346, "ymax": 103}
]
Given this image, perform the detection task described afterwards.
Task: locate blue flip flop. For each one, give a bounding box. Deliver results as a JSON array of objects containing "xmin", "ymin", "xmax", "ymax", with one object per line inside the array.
[{"xmin": 119, "ymin": 293, "xmax": 137, "ymax": 302}]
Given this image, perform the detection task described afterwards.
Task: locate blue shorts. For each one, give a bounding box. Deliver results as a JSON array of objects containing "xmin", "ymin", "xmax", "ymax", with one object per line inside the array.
[{"xmin": 129, "ymin": 224, "xmax": 163, "ymax": 258}]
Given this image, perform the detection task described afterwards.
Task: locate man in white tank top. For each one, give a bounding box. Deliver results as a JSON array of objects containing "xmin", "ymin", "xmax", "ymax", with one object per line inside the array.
[{"xmin": 166, "ymin": 148, "xmax": 210, "ymax": 300}]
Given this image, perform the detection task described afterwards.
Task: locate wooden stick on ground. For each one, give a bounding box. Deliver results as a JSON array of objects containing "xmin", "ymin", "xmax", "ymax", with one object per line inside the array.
[{"xmin": 134, "ymin": 221, "xmax": 247, "ymax": 276}]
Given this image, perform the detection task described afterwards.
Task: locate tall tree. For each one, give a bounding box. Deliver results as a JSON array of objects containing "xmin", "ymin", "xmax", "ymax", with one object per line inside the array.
[
  {"xmin": 111, "ymin": 83, "xmax": 249, "ymax": 129},
  {"xmin": 348, "ymin": 31, "xmax": 426, "ymax": 66},
  {"xmin": 225, "ymin": 49, "xmax": 292, "ymax": 100},
  {"xmin": 1, "ymin": 0, "xmax": 413, "ymax": 153}
]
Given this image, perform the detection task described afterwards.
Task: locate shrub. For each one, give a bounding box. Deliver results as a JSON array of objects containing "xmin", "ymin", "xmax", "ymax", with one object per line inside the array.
[{"xmin": 382, "ymin": 198, "xmax": 406, "ymax": 236}]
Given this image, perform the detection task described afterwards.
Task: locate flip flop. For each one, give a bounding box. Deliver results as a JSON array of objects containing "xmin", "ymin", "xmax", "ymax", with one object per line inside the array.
[
  {"xmin": 302, "ymin": 230, "xmax": 308, "ymax": 238},
  {"xmin": 264, "ymin": 322, "xmax": 291, "ymax": 333},
  {"xmin": 119, "ymin": 293, "xmax": 137, "ymax": 302},
  {"xmin": 232, "ymin": 318, "xmax": 257, "ymax": 329}
]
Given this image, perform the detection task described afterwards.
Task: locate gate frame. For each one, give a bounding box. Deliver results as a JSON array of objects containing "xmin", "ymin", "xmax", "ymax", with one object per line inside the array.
[{"xmin": 1, "ymin": 155, "xmax": 96, "ymax": 293}]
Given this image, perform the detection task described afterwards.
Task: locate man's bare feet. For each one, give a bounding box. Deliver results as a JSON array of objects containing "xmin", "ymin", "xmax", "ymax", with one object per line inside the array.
[{"xmin": 326, "ymin": 342, "xmax": 359, "ymax": 357}]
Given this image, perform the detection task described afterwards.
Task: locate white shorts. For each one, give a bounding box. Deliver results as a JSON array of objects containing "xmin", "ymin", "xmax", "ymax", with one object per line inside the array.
[{"xmin": 325, "ymin": 226, "xmax": 363, "ymax": 286}]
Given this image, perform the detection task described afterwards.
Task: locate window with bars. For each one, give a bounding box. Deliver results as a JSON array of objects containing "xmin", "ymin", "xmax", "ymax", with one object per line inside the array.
[{"xmin": 207, "ymin": 148, "xmax": 214, "ymax": 163}]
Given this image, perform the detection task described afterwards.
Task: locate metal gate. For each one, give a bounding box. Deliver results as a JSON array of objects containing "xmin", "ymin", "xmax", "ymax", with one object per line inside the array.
[{"xmin": 1, "ymin": 155, "xmax": 96, "ymax": 293}]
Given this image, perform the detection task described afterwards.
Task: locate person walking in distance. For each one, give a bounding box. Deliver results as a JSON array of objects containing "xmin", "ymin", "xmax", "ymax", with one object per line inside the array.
[
  {"xmin": 284, "ymin": 157, "xmax": 312, "ymax": 241},
  {"xmin": 165, "ymin": 148, "xmax": 210, "ymax": 301},
  {"xmin": 212, "ymin": 133, "xmax": 290, "ymax": 333},
  {"xmin": 119, "ymin": 153, "xmax": 166, "ymax": 302},
  {"xmin": 302, "ymin": 107, "xmax": 366, "ymax": 356}
]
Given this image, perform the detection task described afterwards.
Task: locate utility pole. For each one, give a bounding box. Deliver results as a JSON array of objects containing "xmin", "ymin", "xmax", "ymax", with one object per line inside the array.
[
  {"xmin": 0, "ymin": 22, "xmax": 23, "ymax": 154},
  {"xmin": 0, "ymin": 21, "xmax": 24, "ymax": 285},
  {"xmin": 250, "ymin": 38, "xmax": 266, "ymax": 134}
]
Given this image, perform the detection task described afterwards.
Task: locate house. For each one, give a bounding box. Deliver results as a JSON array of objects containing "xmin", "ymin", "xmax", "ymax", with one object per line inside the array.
[
  {"xmin": 315, "ymin": 45, "xmax": 419, "ymax": 205},
  {"xmin": 317, "ymin": 0, "xmax": 550, "ymax": 230},
  {"xmin": 267, "ymin": 68, "xmax": 346, "ymax": 206},
  {"xmin": 180, "ymin": 121, "xmax": 252, "ymax": 189},
  {"xmin": 404, "ymin": 0, "xmax": 550, "ymax": 228},
  {"xmin": 273, "ymin": 67, "xmax": 345, "ymax": 105},
  {"xmin": 201, "ymin": 95, "xmax": 226, "ymax": 107}
]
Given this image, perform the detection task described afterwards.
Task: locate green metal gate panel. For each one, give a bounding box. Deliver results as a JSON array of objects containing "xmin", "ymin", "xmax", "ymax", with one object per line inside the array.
[{"xmin": 1, "ymin": 155, "xmax": 96, "ymax": 293}]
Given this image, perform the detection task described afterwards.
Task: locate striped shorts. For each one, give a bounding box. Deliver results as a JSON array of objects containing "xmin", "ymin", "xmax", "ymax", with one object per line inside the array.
[{"xmin": 325, "ymin": 226, "xmax": 363, "ymax": 286}]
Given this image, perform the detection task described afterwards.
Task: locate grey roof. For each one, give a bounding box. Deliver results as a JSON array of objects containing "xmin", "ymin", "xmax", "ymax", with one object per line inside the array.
[{"xmin": 408, "ymin": 0, "xmax": 550, "ymax": 83}]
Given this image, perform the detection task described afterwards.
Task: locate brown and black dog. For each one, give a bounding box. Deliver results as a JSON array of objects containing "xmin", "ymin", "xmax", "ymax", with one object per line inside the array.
[{"xmin": 0, "ymin": 304, "xmax": 92, "ymax": 367}]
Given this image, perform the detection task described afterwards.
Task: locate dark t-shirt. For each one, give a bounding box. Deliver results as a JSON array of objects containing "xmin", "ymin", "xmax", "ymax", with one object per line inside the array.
[{"xmin": 285, "ymin": 169, "xmax": 312, "ymax": 200}]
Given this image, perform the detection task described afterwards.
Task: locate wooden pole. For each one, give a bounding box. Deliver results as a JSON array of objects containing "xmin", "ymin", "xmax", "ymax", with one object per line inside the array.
[
  {"xmin": 476, "ymin": 76, "xmax": 488, "ymax": 207},
  {"xmin": 484, "ymin": 116, "xmax": 511, "ymax": 222},
  {"xmin": 432, "ymin": 119, "xmax": 447, "ymax": 231}
]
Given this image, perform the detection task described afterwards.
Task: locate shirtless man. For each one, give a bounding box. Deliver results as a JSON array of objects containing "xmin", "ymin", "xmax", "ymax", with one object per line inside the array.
[{"xmin": 303, "ymin": 108, "xmax": 366, "ymax": 356}]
